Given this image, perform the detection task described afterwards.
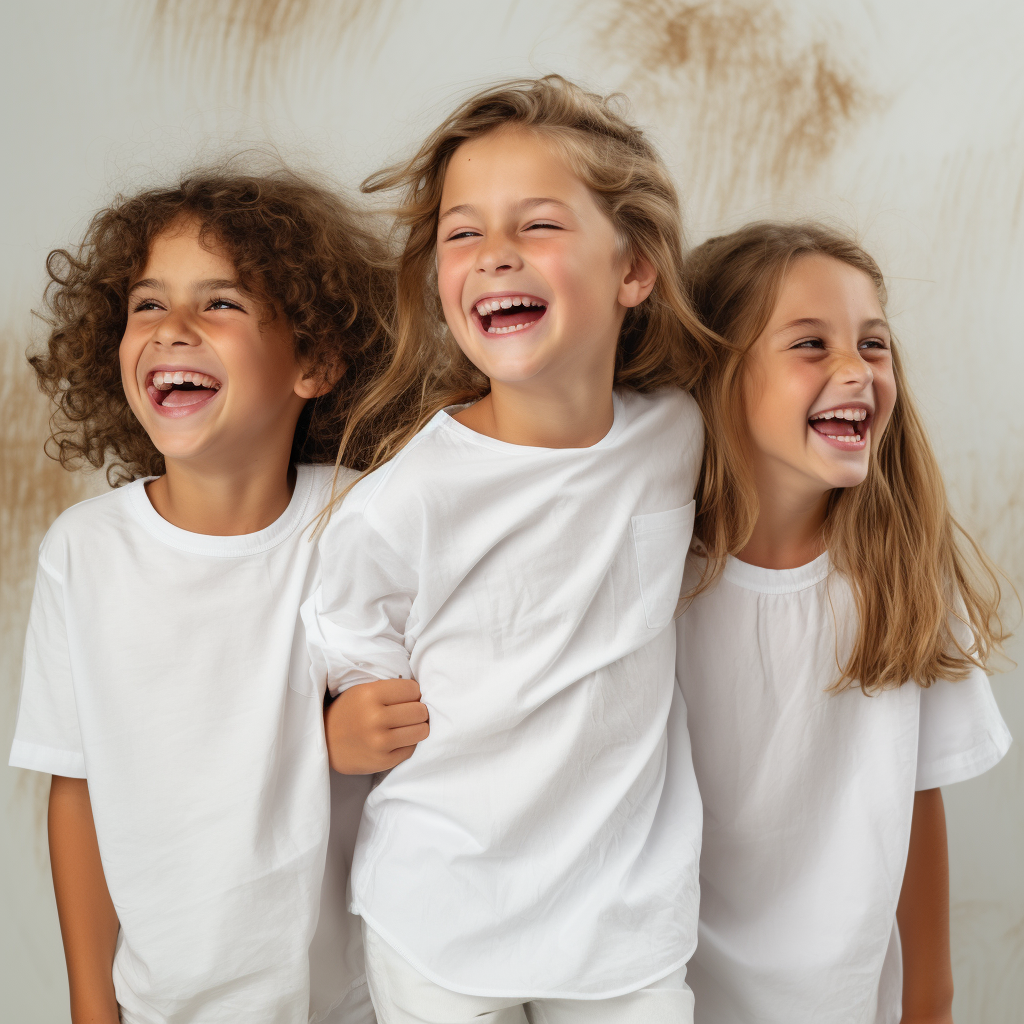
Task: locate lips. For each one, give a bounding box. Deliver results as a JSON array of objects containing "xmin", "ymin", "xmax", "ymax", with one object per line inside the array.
[
  {"xmin": 472, "ymin": 294, "xmax": 548, "ymax": 336},
  {"xmin": 145, "ymin": 368, "xmax": 222, "ymax": 417},
  {"xmin": 808, "ymin": 405, "xmax": 872, "ymax": 450}
]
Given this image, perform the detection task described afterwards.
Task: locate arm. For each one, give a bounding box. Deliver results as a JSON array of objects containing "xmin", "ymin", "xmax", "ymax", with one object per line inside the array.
[
  {"xmin": 896, "ymin": 787, "xmax": 954, "ymax": 1024},
  {"xmin": 48, "ymin": 776, "xmax": 120, "ymax": 1024},
  {"xmin": 325, "ymin": 677, "xmax": 430, "ymax": 774}
]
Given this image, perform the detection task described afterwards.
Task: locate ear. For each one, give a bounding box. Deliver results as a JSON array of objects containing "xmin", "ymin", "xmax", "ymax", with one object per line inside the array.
[
  {"xmin": 618, "ymin": 255, "xmax": 657, "ymax": 309},
  {"xmin": 294, "ymin": 358, "xmax": 348, "ymax": 401}
]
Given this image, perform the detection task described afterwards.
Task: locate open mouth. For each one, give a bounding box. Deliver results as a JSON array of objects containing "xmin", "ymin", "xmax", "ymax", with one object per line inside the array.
[
  {"xmin": 808, "ymin": 406, "xmax": 872, "ymax": 448},
  {"xmin": 146, "ymin": 369, "xmax": 222, "ymax": 414},
  {"xmin": 473, "ymin": 295, "xmax": 548, "ymax": 335}
]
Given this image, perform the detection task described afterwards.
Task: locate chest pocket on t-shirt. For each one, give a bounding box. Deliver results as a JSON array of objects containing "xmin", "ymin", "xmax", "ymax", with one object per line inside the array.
[{"xmin": 631, "ymin": 500, "xmax": 696, "ymax": 629}]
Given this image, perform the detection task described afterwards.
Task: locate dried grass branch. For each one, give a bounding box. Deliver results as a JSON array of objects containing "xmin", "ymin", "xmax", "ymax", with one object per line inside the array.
[{"xmin": 597, "ymin": 0, "xmax": 881, "ymax": 208}]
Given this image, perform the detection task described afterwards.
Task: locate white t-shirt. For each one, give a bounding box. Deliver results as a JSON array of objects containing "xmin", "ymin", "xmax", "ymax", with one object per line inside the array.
[
  {"xmin": 303, "ymin": 387, "xmax": 705, "ymax": 999},
  {"xmin": 676, "ymin": 552, "xmax": 1011, "ymax": 1024},
  {"xmin": 10, "ymin": 465, "xmax": 372, "ymax": 1024}
]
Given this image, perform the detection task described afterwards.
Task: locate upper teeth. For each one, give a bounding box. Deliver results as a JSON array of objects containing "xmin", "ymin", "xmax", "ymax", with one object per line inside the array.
[
  {"xmin": 151, "ymin": 370, "xmax": 221, "ymax": 390},
  {"xmin": 809, "ymin": 408, "xmax": 868, "ymax": 421},
  {"xmin": 475, "ymin": 296, "xmax": 544, "ymax": 316}
]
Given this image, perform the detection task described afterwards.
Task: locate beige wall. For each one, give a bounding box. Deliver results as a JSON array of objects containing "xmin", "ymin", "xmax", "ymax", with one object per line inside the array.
[{"xmin": 2, "ymin": 1, "xmax": 1021, "ymax": 1019}]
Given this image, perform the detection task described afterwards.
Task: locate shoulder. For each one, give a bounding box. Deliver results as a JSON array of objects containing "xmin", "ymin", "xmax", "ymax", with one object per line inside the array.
[
  {"xmin": 38, "ymin": 483, "xmax": 141, "ymax": 578},
  {"xmin": 299, "ymin": 463, "xmax": 357, "ymax": 512},
  {"xmin": 339, "ymin": 415, "xmax": 459, "ymax": 515},
  {"xmin": 621, "ymin": 386, "xmax": 700, "ymax": 417},
  {"xmin": 619, "ymin": 387, "xmax": 703, "ymax": 439}
]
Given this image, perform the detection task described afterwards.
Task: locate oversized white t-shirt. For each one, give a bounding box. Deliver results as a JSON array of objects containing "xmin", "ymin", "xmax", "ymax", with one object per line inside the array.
[
  {"xmin": 303, "ymin": 387, "xmax": 705, "ymax": 999},
  {"xmin": 676, "ymin": 552, "xmax": 1011, "ymax": 1024},
  {"xmin": 10, "ymin": 465, "xmax": 373, "ymax": 1024}
]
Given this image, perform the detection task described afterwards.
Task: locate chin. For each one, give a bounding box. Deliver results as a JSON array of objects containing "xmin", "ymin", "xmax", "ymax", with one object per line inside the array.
[{"xmin": 822, "ymin": 464, "xmax": 871, "ymax": 490}]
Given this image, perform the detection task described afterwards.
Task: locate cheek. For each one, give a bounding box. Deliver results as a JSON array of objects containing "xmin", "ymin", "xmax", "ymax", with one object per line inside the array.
[
  {"xmin": 436, "ymin": 249, "xmax": 468, "ymax": 311},
  {"xmin": 873, "ymin": 368, "xmax": 899, "ymax": 435},
  {"xmin": 118, "ymin": 332, "xmax": 143, "ymax": 389}
]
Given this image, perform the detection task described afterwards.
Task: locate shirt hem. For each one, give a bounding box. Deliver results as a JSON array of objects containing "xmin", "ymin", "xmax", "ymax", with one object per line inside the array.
[
  {"xmin": 356, "ymin": 906, "xmax": 694, "ymax": 1000},
  {"xmin": 916, "ymin": 730, "xmax": 1012, "ymax": 791},
  {"xmin": 9, "ymin": 739, "xmax": 86, "ymax": 778}
]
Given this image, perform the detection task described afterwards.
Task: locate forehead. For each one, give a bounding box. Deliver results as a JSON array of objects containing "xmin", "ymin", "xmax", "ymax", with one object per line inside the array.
[
  {"xmin": 440, "ymin": 129, "xmax": 588, "ymax": 209},
  {"xmin": 771, "ymin": 254, "xmax": 884, "ymax": 325},
  {"xmin": 138, "ymin": 218, "xmax": 235, "ymax": 281}
]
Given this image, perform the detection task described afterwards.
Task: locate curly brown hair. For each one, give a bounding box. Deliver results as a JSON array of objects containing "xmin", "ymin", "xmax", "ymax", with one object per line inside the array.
[{"xmin": 31, "ymin": 166, "xmax": 393, "ymax": 483}]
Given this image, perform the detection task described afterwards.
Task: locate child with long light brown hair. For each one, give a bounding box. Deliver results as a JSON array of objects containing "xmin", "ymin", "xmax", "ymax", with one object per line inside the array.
[
  {"xmin": 303, "ymin": 75, "xmax": 712, "ymax": 1022},
  {"xmin": 676, "ymin": 221, "xmax": 1011, "ymax": 1024}
]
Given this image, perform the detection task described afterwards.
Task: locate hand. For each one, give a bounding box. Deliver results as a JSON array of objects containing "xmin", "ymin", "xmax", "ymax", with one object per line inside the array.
[{"xmin": 325, "ymin": 678, "xmax": 429, "ymax": 774}]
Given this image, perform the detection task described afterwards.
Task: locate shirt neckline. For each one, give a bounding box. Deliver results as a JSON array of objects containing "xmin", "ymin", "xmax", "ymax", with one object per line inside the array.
[
  {"xmin": 434, "ymin": 391, "xmax": 627, "ymax": 454},
  {"xmin": 723, "ymin": 550, "xmax": 831, "ymax": 594},
  {"xmin": 126, "ymin": 464, "xmax": 318, "ymax": 557}
]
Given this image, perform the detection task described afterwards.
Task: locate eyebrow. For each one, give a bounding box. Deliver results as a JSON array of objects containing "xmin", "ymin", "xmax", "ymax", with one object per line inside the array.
[
  {"xmin": 437, "ymin": 197, "xmax": 573, "ymax": 223},
  {"xmin": 777, "ymin": 316, "xmax": 890, "ymax": 333},
  {"xmin": 128, "ymin": 277, "xmax": 243, "ymax": 295}
]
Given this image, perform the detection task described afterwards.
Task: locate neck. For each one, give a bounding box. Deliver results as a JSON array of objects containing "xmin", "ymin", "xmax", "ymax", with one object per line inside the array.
[
  {"xmin": 738, "ymin": 462, "xmax": 830, "ymax": 570},
  {"xmin": 455, "ymin": 366, "xmax": 616, "ymax": 449},
  {"xmin": 145, "ymin": 447, "xmax": 297, "ymax": 536}
]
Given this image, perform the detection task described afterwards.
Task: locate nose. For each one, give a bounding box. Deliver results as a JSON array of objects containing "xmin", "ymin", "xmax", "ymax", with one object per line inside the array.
[
  {"xmin": 834, "ymin": 347, "xmax": 873, "ymax": 389},
  {"xmin": 152, "ymin": 307, "xmax": 201, "ymax": 347},
  {"xmin": 475, "ymin": 232, "xmax": 523, "ymax": 276}
]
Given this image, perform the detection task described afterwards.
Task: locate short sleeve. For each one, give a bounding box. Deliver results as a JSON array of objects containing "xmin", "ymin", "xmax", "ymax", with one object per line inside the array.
[
  {"xmin": 915, "ymin": 665, "xmax": 1011, "ymax": 791},
  {"xmin": 302, "ymin": 505, "xmax": 416, "ymax": 697},
  {"xmin": 9, "ymin": 555, "xmax": 86, "ymax": 778}
]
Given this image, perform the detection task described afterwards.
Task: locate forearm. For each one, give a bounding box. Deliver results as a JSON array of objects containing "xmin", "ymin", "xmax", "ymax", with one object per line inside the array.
[
  {"xmin": 896, "ymin": 787, "xmax": 954, "ymax": 1023},
  {"xmin": 48, "ymin": 776, "xmax": 120, "ymax": 1023}
]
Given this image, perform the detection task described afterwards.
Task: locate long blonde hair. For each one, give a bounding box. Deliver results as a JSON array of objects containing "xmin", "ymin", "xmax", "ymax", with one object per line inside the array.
[
  {"xmin": 685, "ymin": 221, "xmax": 1007, "ymax": 690},
  {"xmin": 330, "ymin": 74, "xmax": 715, "ymax": 496}
]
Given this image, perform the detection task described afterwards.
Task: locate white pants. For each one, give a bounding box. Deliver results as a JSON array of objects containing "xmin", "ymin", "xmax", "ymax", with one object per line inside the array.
[{"xmin": 362, "ymin": 923, "xmax": 695, "ymax": 1024}]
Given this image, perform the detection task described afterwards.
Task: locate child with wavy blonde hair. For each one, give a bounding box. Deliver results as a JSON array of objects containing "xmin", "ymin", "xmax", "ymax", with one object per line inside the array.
[
  {"xmin": 676, "ymin": 221, "xmax": 1011, "ymax": 1024},
  {"xmin": 305, "ymin": 75, "xmax": 712, "ymax": 1022},
  {"xmin": 10, "ymin": 168, "xmax": 395, "ymax": 1024}
]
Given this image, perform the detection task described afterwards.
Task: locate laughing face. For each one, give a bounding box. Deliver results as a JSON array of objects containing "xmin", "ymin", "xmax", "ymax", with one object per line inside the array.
[
  {"xmin": 435, "ymin": 129, "xmax": 654, "ymax": 396},
  {"xmin": 120, "ymin": 219, "xmax": 315, "ymax": 473},
  {"xmin": 742, "ymin": 254, "xmax": 897, "ymax": 501}
]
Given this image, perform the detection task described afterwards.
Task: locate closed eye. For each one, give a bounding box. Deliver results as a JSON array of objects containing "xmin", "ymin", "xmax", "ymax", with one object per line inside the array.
[
  {"xmin": 525, "ymin": 221, "xmax": 561, "ymax": 231},
  {"xmin": 446, "ymin": 229, "xmax": 481, "ymax": 241}
]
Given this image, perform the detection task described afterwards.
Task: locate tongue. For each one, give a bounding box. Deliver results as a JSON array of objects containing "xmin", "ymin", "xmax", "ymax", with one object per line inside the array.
[
  {"xmin": 162, "ymin": 387, "xmax": 216, "ymax": 408},
  {"xmin": 489, "ymin": 307, "xmax": 545, "ymax": 330},
  {"xmin": 812, "ymin": 419, "xmax": 858, "ymax": 437}
]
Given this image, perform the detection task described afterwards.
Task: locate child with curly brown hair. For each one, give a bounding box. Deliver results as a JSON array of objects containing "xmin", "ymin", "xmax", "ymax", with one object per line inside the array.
[{"xmin": 8, "ymin": 168, "xmax": 413, "ymax": 1024}]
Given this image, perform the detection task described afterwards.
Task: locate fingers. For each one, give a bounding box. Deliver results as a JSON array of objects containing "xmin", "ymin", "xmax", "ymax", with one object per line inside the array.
[
  {"xmin": 388, "ymin": 745, "xmax": 417, "ymax": 766},
  {"xmin": 387, "ymin": 723, "xmax": 430, "ymax": 750},
  {"xmin": 377, "ymin": 677, "xmax": 422, "ymax": 705},
  {"xmin": 381, "ymin": 700, "xmax": 429, "ymax": 728}
]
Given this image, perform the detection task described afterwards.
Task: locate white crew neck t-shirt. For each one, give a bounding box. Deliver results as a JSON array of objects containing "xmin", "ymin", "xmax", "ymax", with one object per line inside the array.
[
  {"xmin": 10, "ymin": 465, "xmax": 373, "ymax": 1024},
  {"xmin": 676, "ymin": 553, "xmax": 1011, "ymax": 1024},
  {"xmin": 303, "ymin": 387, "xmax": 705, "ymax": 999}
]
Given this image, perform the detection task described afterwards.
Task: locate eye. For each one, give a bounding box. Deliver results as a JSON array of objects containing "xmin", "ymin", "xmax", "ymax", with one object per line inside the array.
[
  {"xmin": 446, "ymin": 229, "xmax": 481, "ymax": 241},
  {"xmin": 131, "ymin": 297, "xmax": 163, "ymax": 313},
  {"xmin": 525, "ymin": 221, "xmax": 561, "ymax": 231},
  {"xmin": 791, "ymin": 337, "xmax": 825, "ymax": 350},
  {"xmin": 859, "ymin": 337, "xmax": 888, "ymax": 350},
  {"xmin": 208, "ymin": 297, "xmax": 244, "ymax": 311}
]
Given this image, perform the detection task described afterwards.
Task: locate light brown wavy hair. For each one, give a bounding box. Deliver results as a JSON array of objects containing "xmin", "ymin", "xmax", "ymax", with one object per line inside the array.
[
  {"xmin": 685, "ymin": 220, "xmax": 1008, "ymax": 690},
  {"xmin": 330, "ymin": 74, "xmax": 715, "ymax": 499},
  {"xmin": 31, "ymin": 167, "xmax": 393, "ymax": 484}
]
